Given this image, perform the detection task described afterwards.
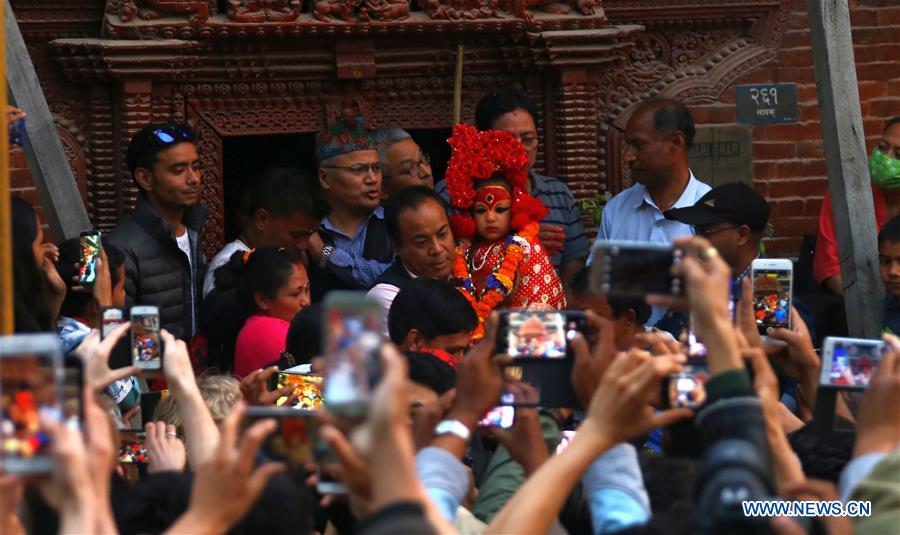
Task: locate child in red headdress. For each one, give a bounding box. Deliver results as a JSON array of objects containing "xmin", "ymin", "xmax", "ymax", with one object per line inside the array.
[{"xmin": 445, "ymin": 124, "xmax": 565, "ymax": 338}]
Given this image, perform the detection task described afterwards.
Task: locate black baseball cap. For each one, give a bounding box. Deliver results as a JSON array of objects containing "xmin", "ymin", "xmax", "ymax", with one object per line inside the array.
[{"xmin": 664, "ymin": 182, "xmax": 770, "ymax": 231}]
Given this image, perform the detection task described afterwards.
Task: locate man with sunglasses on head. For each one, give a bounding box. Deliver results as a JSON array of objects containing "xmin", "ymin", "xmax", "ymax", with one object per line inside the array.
[
  {"xmin": 372, "ymin": 127, "xmax": 434, "ymax": 199},
  {"xmin": 107, "ymin": 123, "xmax": 206, "ymax": 340},
  {"xmin": 202, "ymin": 168, "xmax": 328, "ymax": 297},
  {"xmin": 306, "ymin": 114, "xmax": 394, "ymax": 300}
]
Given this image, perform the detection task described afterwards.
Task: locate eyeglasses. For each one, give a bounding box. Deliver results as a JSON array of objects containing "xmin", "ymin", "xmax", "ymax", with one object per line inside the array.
[
  {"xmin": 695, "ymin": 225, "xmax": 743, "ymax": 237},
  {"xmin": 150, "ymin": 125, "xmax": 195, "ymax": 146},
  {"xmin": 321, "ymin": 162, "xmax": 383, "ymax": 176},
  {"xmin": 395, "ymin": 152, "xmax": 431, "ymax": 178}
]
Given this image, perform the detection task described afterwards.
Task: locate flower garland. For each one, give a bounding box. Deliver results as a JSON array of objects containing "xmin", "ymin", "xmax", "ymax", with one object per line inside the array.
[{"xmin": 452, "ymin": 222, "xmax": 539, "ymax": 339}]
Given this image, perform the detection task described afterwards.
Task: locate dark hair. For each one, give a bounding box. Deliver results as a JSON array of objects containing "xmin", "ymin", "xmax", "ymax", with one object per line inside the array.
[
  {"xmin": 384, "ymin": 186, "xmax": 448, "ymax": 244},
  {"xmin": 285, "ymin": 303, "xmax": 324, "ymax": 364},
  {"xmin": 388, "ymin": 279, "xmax": 477, "ymax": 345},
  {"xmin": 474, "ymin": 87, "xmax": 539, "ymax": 132},
  {"xmin": 105, "ymin": 244, "xmax": 125, "ymax": 289},
  {"xmin": 113, "ymin": 472, "xmax": 312, "ymax": 535},
  {"xmin": 201, "ymin": 247, "xmax": 302, "ymax": 371},
  {"xmin": 570, "ymin": 268, "xmax": 651, "ymax": 324},
  {"xmin": 126, "ymin": 123, "xmax": 196, "ymax": 179},
  {"xmin": 640, "ymin": 98, "xmax": 696, "ymax": 150},
  {"xmin": 404, "ymin": 351, "xmax": 457, "ymax": 395},
  {"xmin": 878, "ymin": 214, "xmax": 900, "ymax": 247},
  {"xmin": 787, "ymin": 423, "xmax": 855, "ymax": 483},
  {"xmin": 885, "ymin": 116, "xmax": 900, "ymax": 131},
  {"xmin": 11, "ymin": 196, "xmax": 52, "ymax": 332},
  {"xmin": 216, "ymin": 247, "xmax": 301, "ymax": 316},
  {"xmin": 242, "ymin": 168, "xmax": 329, "ymax": 230}
]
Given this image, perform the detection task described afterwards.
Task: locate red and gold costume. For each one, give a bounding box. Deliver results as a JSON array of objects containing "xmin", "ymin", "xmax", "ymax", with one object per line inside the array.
[{"xmin": 445, "ymin": 124, "xmax": 566, "ymax": 338}]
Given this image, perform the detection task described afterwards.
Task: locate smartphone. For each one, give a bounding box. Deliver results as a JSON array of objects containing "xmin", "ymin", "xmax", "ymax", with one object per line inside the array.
[
  {"xmin": 0, "ymin": 334, "xmax": 63, "ymax": 473},
  {"xmin": 662, "ymin": 358, "xmax": 710, "ymax": 410},
  {"xmin": 102, "ymin": 307, "xmax": 132, "ymax": 370},
  {"xmin": 820, "ymin": 337, "xmax": 885, "ymax": 390},
  {"xmin": 495, "ymin": 310, "xmax": 586, "ymax": 359},
  {"xmin": 131, "ymin": 306, "xmax": 161, "ymax": 370},
  {"xmin": 271, "ymin": 372, "xmax": 324, "ymax": 410},
  {"xmin": 751, "ymin": 258, "xmax": 793, "ymax": 335},
  {"xmin": 322, "ymin": 292, "xmax": 383, "ymax": 416},
  {"xmin": 118, "ymin": 431, "xmax": 148, "ymax": 464},
  {"xmin": 62, "ymin": 355, "xmax": 84, "ymax": 429},
  {"xmin": 687, "ymin": 331, "xmax": 707, "ymax": 358},
  {"xmin": 590, "ymin": 241, "xmax": 683, "ymax": 298},
  {"xmin": 555, "ymin": 430, "xmax": 577, "ymax": 455},
  {"xmin": 245, "ymin": 407, "xmax": 317, "ymax": 467},
  {"xmin": 8, "ymin": 117, "xmax": 25, "ymax": 147},
  {"xmin": 479, "ymin": 405, "xmax": 515, "ymax": 429},
  {"xmin": 78, "ymin": 230, "xmax": 101, "ymax": 286}
]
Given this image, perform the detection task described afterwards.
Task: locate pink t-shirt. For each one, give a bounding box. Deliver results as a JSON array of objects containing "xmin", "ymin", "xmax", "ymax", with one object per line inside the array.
[{"xmin": 233, "ymin": 315, "xmax": 291, "ymax": 378}]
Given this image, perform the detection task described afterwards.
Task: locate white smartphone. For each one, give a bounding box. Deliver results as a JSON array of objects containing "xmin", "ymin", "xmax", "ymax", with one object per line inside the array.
[
  {"xmin": 0, "ymin": 333, "xmax": 64, "ymax": 474},
  {"xmin": 130, "ymin": 306, "xmax": 162, "ymax": 370},
  {"xmin": 820, "ymin": 337, "xmax": 885, "ymax": 391},
  {"xmin": 750, "ymin": 258, "xmax": 793, "ymax": 335}
]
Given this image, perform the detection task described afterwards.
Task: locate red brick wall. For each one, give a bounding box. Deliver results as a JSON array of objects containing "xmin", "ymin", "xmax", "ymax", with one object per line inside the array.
[
  {"xmin": 9, "ymin": 147, "xmax": 54, "ymax": 242},
  {"xmin": 689, "ymin": 0, "xmax": 900, "ymax": 257}
]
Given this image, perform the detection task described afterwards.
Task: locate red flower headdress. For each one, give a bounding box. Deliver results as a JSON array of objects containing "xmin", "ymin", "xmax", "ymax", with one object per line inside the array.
[{"xmin": 445, "ymin": 124, "xmax": 548, "ymax": 240}]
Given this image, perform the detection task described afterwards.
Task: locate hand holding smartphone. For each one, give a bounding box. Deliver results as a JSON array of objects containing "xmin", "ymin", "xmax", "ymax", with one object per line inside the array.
[
  {"xmin": 751, "ymin": 259, "xmax": 793, "ymax": 335},
  {"xmin": 662, "ymin": 358, "xmax": 710, "ymax": 410},
  {"xmin": 245, "ymin": 407, "xmax": 317, "ymax": 467},
  {"xmin": 271, "ymin": 372, "xmax": 324, "ymax": 410}
]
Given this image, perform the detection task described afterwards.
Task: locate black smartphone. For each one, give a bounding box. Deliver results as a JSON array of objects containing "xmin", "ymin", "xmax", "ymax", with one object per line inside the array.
[
  {"xmin": 590, "ymin": 241, "xmax": 683, "ymax": 298},
  {"xmin": 78, "ymin": 230, "xmax": 101, "ymax": 286},
  {"xmin": 662, "ymin": 358, "xmax": 710, "ymax": 410},
  {"xmin": 479, "ymin": 393, "xmax": 516, "ymax": 429},
  {"xmin": 0, "ymin": 334, "xmax": 63, "ymax": 474},
  {"xmin": 495, "ymin": 310, "xmax": 586, "ymax": 359},
  {"xmin": 63, "ymin": 355, "xmax": 84, "ymax": 429},
  {"xmin": 101, "ymin": 307, "xmax": 132, "ymax": 369},
  {"xmin": 245, "ymin": 407, "xmax": 317, "ymax": 467}
]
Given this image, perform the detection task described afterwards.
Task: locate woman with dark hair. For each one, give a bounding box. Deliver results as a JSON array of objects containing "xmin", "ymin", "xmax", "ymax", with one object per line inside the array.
[
  {"xmin": 11, "ymin": 196, "xmax": 66, "ymax": 332},
  {"xmin": 212, "ymin": 247, "xmax": 311, "ymax": 377}
]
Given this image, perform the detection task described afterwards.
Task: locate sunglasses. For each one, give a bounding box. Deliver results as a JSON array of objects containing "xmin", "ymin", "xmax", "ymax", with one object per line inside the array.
[{"xmin": 150, "ymin": 125, "xmax": 194, "ymax": 146}]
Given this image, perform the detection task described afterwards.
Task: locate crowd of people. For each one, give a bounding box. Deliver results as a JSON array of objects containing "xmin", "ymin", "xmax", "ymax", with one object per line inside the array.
[{"xmin": 2, "ymin": 86, "xmax": 900, "ymax": 534}]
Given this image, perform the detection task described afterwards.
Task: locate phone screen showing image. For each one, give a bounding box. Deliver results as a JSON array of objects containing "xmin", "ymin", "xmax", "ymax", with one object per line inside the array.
[
  {"xmin": 0, "ymin": 353, "xmax": 60, "ymax": 471},
  {"xmin": 323, "ymin": 300, "xmax": 382, "ymax": 411},
  {"xmin": 504, "ymin": 311, "xmax": 568, "ymax": 359},
  {"xmin": 479, "ymin": 405, "xmax": 515, "ymax": 429},
  {"xmin": 753, "ymin": 269, "xmax": 792, "ymax": 334},
  {"xmin": 824, "ymin": 339, "xmax": 884, "ymax": 389},
  {"xmin": 246, "ymin": 409, "xmax": 317, "ymax": 467},
  {"xmin": 131, "ymin": 312, "xmax": 161, "ymax": 367},
  {"xmin": 79, "ymin": 232, "xmax": 101, "ymax": 285},
  {"xmin": 275, "ymin": 373, "xmax": 324, "ymax": 410},
  {"xmin": 666, "ymin": 359, "xmax": 710, "ymax": 410}
]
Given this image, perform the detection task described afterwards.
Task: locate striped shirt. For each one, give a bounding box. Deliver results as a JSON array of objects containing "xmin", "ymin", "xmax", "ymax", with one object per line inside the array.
[
  {"xmin": 434, "ymin": 172, "xmax": 589, "ymax": 267},
  {"xmin": 319, "ymin": 206, "xmax": 393, "ymax": 289}
]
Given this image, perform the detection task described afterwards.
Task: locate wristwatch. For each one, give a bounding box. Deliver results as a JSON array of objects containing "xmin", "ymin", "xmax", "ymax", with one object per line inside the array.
[
  {"xmin": 319, "ymin": 245, "xmax": 335, "ymax": 268},
  {"xmin": 434, "ymin": 419, "xmax": 471, "ymax": 442}
]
